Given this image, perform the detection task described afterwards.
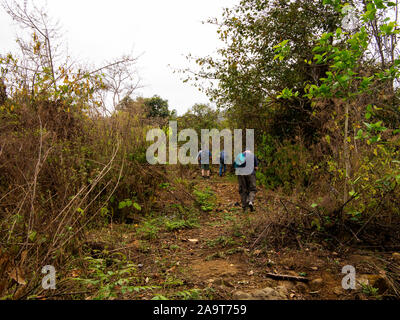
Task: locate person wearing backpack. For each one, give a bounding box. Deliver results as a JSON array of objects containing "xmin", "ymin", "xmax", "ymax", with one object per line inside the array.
[
  {"xmin": 234, "ymin": 150, "xmax": 259, "ymax": 212},
  {"xmin": 219, "ymin": 150, "xmax": 227, "ymax": 177},
  {"xmin": 197, "ymin": 148, "xmax": 212, "ymax": 179}
]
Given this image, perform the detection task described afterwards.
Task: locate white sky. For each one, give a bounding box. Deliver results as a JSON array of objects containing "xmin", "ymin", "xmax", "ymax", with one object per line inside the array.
[{"xmin": 0, "ymin": 0, "xmax": 238, "ymax": 115}]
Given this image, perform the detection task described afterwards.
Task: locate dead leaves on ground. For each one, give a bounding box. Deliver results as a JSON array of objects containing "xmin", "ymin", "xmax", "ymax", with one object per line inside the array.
[{"xmin": 0, "ymin": 249, "xmax": 29, "ymax": 298}]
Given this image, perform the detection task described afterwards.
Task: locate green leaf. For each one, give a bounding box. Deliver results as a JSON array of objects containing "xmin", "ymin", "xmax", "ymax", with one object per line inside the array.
[
  {"xmin": 118, "ymin": 201, "xmax": 126, "ymax": 209},
  {"xmin": 29, "ymin": 230, "xmax": 37, "ymax": 242}
]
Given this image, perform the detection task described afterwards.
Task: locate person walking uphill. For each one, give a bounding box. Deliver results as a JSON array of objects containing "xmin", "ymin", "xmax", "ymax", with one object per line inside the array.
[
  {"xmin": 234, "ymin": 150, "xmax": 259, "ymax": 212},
  {"xmin": 219, "ymin": 150, "xmax": 227, "ymax": 177},
  {"xmin": 198, "ymin": 148, "xmax": 212, "ymax": 179}
]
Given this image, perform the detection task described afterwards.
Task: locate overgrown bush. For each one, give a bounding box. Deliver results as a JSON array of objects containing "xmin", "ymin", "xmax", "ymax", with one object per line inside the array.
[{"xmin": 256, "ymin": 134, "xmax": 315, "ymax": 194}]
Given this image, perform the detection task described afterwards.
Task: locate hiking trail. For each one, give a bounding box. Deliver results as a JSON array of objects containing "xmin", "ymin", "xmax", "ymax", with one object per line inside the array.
[{"xmin": 84, "ymin": 170, "xmax": 395, "ymax": 300}]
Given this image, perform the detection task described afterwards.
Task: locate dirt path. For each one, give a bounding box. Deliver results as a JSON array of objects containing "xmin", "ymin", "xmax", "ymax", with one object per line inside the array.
[
  {"xmin": 156, "ymin": 174, "xmax": 395, "ymax": 300},
  {"xmin": 84, "ymin": 172, "xmax": 397, "ymax": 300},
  {"xmin": 171, "ymin": 176, "xmax": 336, "ymax": 300}
]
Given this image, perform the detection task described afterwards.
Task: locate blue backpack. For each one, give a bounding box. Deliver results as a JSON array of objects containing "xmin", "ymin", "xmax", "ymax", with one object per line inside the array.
[{"xmin": 234, "ymin": 153, "xmax": 246, "ymax": 168}]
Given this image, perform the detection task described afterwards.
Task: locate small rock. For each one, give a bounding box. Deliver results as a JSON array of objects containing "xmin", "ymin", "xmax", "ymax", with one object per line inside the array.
[
  {"xmin": 188, "ymin": 239, "xmax": 199, "ymax": 244},
  {"xmin": 223, "ymin": 280, "xmax": 235, "ymax": 288},
  {"xmin": 333, "ymin": 286, "xmax": 343, "ymax": 296},
  {"xmin": 250, "ymin": 287, "xmax": 288, "ymax": 300},
  {"xmin": 253, "ymin": 289, "xmax": 269, "ymax": 298},
  {"xmin": 247, "ymin": 270, "xmax": 254, "ymax": 276},
  {"xmin": 137, "ymin": 264, "xmax": 143, "ymax": 268},
  {"xmin": 392, "ymin": 252, "xmax": 400, "ymax": 263},
  {"xmin": 310, "ymin": 278, "xmax": 324, "ymax": 291},
  {"xmin": 214, "ymin": 278, "xmax": 233, "ymax": 287},
  {"xmin": 278, "ymin": 281, "xmax": 295, "ymax": 291},
  {"xmin": 233, "ymin": 291, "xmax": 251, "ymax": 300},
  {"xmin": 275, "ymin": 286, "xmax": 289, "ymax": 298}
]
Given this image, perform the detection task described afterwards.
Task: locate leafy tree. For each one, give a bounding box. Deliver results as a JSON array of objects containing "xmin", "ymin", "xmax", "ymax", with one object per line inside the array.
[
  {"xmin": 178, "ymin": 103, "xmax": 223, "ymax": 134},
  {"xmin": 184, "ymin": 0, "xmax": 341, "ymax": 141},
  {"xmin": 144, "ymin": 95, "xmax": 171, "ymax": 118},
  {"xmin": 276, "ymin": 0, "xmax": 400, "ymax": 215},
  {"xmin": 115, "ymin": 96, "xmax": 146, "ymax": 115}
]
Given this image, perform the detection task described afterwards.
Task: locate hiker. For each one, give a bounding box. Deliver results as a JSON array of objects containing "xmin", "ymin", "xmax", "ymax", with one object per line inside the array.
[
  {"xmin": 234, "ymin": 150, "xmax": 259, "ymax": 212},
  {"xmin": 197, "ymin": 148, "xmax": 212, "ymax": 179},
  {"xmin": 219, "ymin": 150, "xmax": 227, "ymax": 177}
]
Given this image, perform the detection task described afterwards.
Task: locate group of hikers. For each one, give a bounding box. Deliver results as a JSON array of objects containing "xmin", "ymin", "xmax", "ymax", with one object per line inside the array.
[{"xmin": 197, "ymin": 148, "xmax": 259, "ymax": 212}]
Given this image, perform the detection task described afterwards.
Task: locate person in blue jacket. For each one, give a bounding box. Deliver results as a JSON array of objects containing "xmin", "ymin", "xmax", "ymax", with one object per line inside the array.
[{"xmin": 219, "ymin": 150, "xmax": 227, "ymax": 177}]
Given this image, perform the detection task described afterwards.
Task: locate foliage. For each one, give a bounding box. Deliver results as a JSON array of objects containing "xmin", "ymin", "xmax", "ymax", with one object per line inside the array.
[
  {"xmin": 136, "ymin": 219, "xmax": 161, "ymax": 240},
  {"xmin": 206, "ymin": 236, "xmax": 236, "ymax": 248},
  {"xmin": 193, "ymin": 187, "xmax": 216, "ymax": 212},
  {"xmin": 74, "ymin": 256, "xmax": 159, "ymax": 300},
  {"xmin": 256, "ymin": 134, "xmax": 314, "ymax": 193},
  {"xmin": 185, "ymin": 0, "xmax": 400, "ymax": 240},
  {"xmin": 361, "ymin": 283, "xmax": 380, "ymax": 298},
  {"xmin": 0, "ymin": 1, "xmax": 164, "ymax": 299},
  {"xmin": 177, "ymin": 103, "xmax": 224, "ymax": 137},
  {"xmin": 184, "ymin": 0, "xmax": 340, "ymax": 140},
  {"xmin": 164, "ymin": 217, "xmax": 199, "ymax": 232},
  {"xmin": 144, "ymin": 95, "xmax": 173, "ymax": 119},
  {"xmin": 276, "ymin": 0, "xmax": 400, "ymax": 217}
]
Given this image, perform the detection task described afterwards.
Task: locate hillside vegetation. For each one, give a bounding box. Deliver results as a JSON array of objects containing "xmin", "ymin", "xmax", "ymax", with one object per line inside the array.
[{"xmin": 1, "ymin": 0, "xmax": 400, "ymax": 300}]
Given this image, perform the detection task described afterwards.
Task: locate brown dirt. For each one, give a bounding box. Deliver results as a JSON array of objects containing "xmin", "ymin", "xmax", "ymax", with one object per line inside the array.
[{"xmin": 80, "ymin": 171, "xmax": 399, "ymax": 300}]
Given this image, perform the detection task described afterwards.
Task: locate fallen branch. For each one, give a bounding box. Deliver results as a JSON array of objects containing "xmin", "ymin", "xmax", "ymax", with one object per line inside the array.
[
  {"xmin": 250, "ymin": 222, "xmax": 271, "ymax": 250},
  {"xmin": 265, "ymin": 272, "xmax": 309, "ymax": 282}
]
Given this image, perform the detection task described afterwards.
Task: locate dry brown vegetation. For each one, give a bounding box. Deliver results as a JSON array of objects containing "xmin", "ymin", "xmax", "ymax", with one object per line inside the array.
[{"xmin": 1, "ymin": 0, "xmax": 400, "ymax": 301}]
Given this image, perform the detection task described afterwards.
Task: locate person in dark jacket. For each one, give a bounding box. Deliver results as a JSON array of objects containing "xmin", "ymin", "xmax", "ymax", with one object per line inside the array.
[
  {"xmin": 234, "ymin": 150, "xmax": 259, "ymax": 212},
  {"xmin": 219, "ymin": 150, "xmax": 227, "ymax": 177}
]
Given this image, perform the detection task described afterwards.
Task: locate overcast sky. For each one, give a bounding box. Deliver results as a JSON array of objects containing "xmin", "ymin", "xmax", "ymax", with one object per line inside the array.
[{"xmin": 0, "ymin": 0, "xmax": 237, "ymax": 115}]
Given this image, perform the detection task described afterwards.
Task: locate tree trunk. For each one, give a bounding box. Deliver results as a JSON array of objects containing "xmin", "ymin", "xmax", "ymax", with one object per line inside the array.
[
  {"xmin": 0, "ymin": 78, "xmax": 6, "ymax": 105},
  {"xmin": 343, "ymin": 103, "xmax": 350, "ymax": 208}
]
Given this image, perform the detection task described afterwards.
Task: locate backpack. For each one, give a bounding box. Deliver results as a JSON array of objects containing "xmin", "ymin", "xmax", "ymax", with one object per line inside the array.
[{"xmin": 235, "ymin": 152, "xmax": 246, "ymax": 167}]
